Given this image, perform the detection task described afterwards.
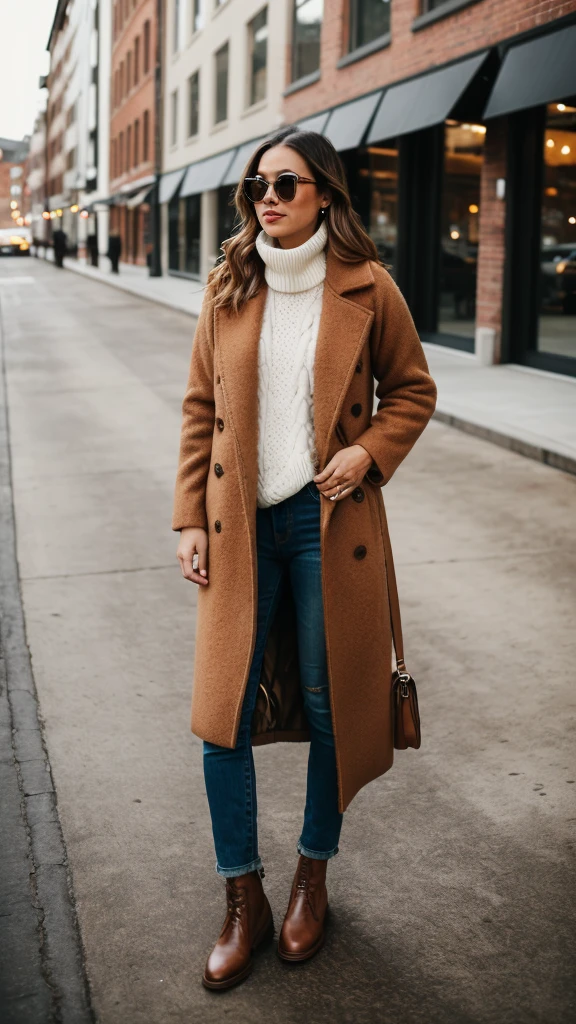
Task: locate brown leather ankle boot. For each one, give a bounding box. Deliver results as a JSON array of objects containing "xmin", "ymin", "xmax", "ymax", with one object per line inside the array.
[
  {"xmin": 202, "ymin": 870, "xmax": 274, "ymax": 990},
  {"xmin": 277, "ymin": 855, "xmax": 328, "ymax": 962}
]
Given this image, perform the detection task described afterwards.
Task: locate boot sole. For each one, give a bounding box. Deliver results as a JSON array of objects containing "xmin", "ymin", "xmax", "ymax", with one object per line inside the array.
[
  {"xmin": 202, "ymin": 915, "xmax": 274, "ymax": 991},
  {"xmin": 277, "ymin": 926, "xmax": 326, "ymax": 963}
]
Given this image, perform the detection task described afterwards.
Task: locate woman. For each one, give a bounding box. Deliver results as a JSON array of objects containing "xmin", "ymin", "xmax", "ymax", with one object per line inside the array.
[{"xmin": 172, "ymin": 126, "xmax": 437, "ymax": 990}]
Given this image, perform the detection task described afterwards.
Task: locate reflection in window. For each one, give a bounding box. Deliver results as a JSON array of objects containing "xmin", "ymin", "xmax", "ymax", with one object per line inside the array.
[
  {"xmin": 438, "ymin": 121, "xmax": 485, "ymax": 340},
  {"xmin": 538, "ymin": 101, "xmax": 576, "ymax": 360},
  {"xmin": 215, "ymin": 42, "xmax": 229, "ymax": 123},
  {"xmin": 292, "ymin": 0, "xmax": 323, "ymax": 83},
  {"xmin": 360, "ymin": 145, "xmax": 398, "ymax": 273},
  {"xmin": 248, "ymin": 7, "xmax": 268, "ymax": 107},
  {"xmin": 349, "ymin": 0, "xmax": 390, "ymax": 51}
]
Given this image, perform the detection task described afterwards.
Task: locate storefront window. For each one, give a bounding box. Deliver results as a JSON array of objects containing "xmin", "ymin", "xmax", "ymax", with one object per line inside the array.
[
  {"xmin": 438, "ymin": 121, "xmax": 485, "ymax": 342},
  {"xmin": 360, "ymin": 145, "xmax": 398, "ymax": 273},
  {"xmin": 538, "ymin": 100, "xmax": 576, "ymax": 361},
  {"xmin": 292, "ymin": 0, "xmax": 323, "ymax": 83},
  {"xmin": 168, "ymin": 192, "xmax": 201, "ymax": 277}
]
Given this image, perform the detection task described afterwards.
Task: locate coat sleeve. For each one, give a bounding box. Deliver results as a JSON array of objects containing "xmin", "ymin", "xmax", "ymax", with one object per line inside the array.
[
  {"xmin": 354, "ymin": 267, "xmax": 437, "ymax": 486},
  {"xmin": 171, "ymin": 293, "xmax": 216, "ymax": 532}
]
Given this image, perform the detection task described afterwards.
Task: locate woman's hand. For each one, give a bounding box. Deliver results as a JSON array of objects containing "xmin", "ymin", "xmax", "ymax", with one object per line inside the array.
[
  {"xmin": 313, "ymin": 444, "xmax": 373, "ymax": 501},
  {"xmin": 177, "ymin": 527, "xmax": 209, "ymax": 585}
]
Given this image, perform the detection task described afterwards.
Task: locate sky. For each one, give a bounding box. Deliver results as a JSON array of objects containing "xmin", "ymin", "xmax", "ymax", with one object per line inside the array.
[{"xmin": 0, "ymin": 1, "xmax": 58, "ymax": 141}]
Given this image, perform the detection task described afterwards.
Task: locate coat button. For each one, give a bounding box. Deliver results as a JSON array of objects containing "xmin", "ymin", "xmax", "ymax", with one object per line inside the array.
[
  {"xmin": 214, "ymin": 463, "xmax": 224, "ymax": 477},
  {"xmin": 214, "ymin": 520, "xmax": 222, "ymax": 532},
  {"xmin": 355, "ymin": 360, "xmax": 362, "ymax": 373},
  {"xmin": 216, "ymin": 417, "xmax": 224, "ymax": 431},
  {"xmin": 354, "ymin": 544, "xmax": 367, "ymax": 560},
  {"xmin": 352, "ymin": 486, "xmax": 364, "ymax": 502},
  {"xmin": 351, "ymin": 403, "xmax": 362, "ymax": 417},
  {"xmin": 216, "ymin": 375, "xmax": 221, "ymax": 384}
]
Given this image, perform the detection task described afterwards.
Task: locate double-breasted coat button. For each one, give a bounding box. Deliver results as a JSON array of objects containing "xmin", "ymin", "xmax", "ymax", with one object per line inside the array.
[
  {"xmin": 214, "ymin": 463, "xmax": 224, "ymax": 477},
  {"xmin": 214, "ymin": 520, "xmax": 222, "ymax": 533},
  {"xmin": 216, "ymin": 375, "xmax": 221, "ymax": 384},
  {"xmin": 351, "ymin": 403, "xmax": 362, "ymax": 417},
  {"xmin": 352, "ymin": 486, "xmax": 364, "ymax": 502},
  {"xmin": 354, "ymin": 544, "xmax": 367, "ymax": 560},
  {"xmin": 355, "ymin": 360, "xmax": 362, "ymax": 373},
  {"xmin": 216, "ymin": 417, "xmax": 224, "ymax": 431}
]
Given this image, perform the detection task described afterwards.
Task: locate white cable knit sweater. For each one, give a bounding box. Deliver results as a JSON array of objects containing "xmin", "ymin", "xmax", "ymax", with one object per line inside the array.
[{"xmin": 255, "ymin": 219, "xmax": 328, "ymax": 508}]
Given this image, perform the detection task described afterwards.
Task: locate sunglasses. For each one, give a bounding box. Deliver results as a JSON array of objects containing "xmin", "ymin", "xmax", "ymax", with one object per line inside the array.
[{"xmin": 242, "ymin": 172, "xmax": 317, "ymax": 204}]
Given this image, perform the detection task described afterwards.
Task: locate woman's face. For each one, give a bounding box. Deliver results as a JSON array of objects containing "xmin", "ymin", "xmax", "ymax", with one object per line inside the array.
[{"xmin": 251, "ymin": 145, "xmax": 330, "ymax": 249}]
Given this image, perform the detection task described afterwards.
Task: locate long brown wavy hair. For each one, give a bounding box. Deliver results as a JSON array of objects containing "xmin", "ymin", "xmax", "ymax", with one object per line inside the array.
[{"xmin": 207, "ymin": 126, "xmax": 381, "ymax": 312}]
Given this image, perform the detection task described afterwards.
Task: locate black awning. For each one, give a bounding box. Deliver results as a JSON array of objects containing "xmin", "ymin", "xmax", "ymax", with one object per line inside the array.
[
  {"xmin": 483, "ymin": 24, "xmax": 576, "ymax": 119},
  {"xmin": 367, "ymin": 50, "xmax": 490, "ymax": 143},
  {"xmin": 324, "ymin": 90, "xmax": 384, "ymax": 151},
  {"xmin": 296, "ymin": 111, "xmax": 331, "ymax": 134}
]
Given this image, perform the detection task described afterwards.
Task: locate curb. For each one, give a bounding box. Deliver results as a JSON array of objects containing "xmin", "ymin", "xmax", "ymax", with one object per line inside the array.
[
  {"xmin": 432, "ymin": 409, "xmax": 576, "ymax": 477},
  {"xmin": 0, "ymin": 293, "xmax": 94, "ymax": 1023}
]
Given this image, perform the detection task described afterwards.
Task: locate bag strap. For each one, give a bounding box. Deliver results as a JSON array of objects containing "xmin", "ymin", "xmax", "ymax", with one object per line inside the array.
[{"xmin": 379, "ymin": 500, "xmax": 408, "ymax": 676}]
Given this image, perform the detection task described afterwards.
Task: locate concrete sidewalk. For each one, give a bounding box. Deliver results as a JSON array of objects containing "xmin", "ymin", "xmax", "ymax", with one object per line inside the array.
[{"xmin": 43, "ymin": 252, "xmax": 576, "ymax": 476}]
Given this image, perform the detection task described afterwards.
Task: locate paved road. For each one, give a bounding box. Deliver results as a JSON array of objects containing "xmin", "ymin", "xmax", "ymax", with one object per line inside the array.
[{"xmin": 1, "ymin": 257, "xmax": 575, "ymax": 1024}]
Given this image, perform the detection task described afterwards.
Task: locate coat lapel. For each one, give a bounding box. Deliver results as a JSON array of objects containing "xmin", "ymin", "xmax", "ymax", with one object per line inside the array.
[{"xmin": 215, "ymin": 249, "xmax": 375, "ymax": 513}]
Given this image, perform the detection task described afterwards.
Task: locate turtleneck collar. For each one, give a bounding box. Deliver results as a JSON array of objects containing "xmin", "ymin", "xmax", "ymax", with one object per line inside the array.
[{"xmin": 255, "ymin": 219, "xmax": 328, "ymax": 293}]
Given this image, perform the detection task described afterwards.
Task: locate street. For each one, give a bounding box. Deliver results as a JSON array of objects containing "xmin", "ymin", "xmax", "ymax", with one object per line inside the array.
[{"xmin": 1, "ymin": 257, "xmax": 575, "ymax": 1024}]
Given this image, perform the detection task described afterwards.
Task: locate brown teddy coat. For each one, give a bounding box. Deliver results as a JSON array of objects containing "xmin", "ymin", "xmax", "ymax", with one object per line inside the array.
[{"xmin": 172, "ymin": 247, "xmax": 437, "ymax": 812}]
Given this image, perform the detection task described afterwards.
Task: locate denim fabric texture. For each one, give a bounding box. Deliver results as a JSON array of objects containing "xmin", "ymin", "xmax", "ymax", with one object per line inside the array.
[{"xmin": 203, "ymin": 481, "xmax": 344, "ymax": 877}]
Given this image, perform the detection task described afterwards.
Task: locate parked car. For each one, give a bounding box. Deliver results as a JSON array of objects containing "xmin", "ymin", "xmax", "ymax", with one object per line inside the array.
[
  {"xmin": 541, "ymin": 244, "xmax": 576, "ymax": 313},
  {"xmin": 0, "ymin": 228, "xmax": 31, "ymax": 256}
]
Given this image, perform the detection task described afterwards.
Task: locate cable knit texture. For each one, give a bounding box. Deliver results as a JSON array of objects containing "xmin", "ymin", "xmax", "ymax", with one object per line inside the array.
[{"xmin": 255, "ymin": 220, "xmax": 328, "ymax": 508}]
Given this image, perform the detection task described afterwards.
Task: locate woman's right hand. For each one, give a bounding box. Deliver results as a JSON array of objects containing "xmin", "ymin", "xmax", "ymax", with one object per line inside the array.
[{"xmin": 177, "ymin": 527, "xmax": 209, "ymax": 586}]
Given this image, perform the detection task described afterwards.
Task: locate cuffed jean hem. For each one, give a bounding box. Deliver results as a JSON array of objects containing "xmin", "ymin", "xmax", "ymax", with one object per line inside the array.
[
  {"xmin": 215, "ymin": 855, "xmax": 263, "ymax": 879},
  {"xmin": 297, "ymin": 840, "xmax": 339, "ymax": 861}
]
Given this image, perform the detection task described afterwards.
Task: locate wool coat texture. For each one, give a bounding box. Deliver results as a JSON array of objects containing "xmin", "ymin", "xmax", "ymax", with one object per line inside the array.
[{"xmin": 172, "ymin": 247, "xmax": 437, "ymax": 813}]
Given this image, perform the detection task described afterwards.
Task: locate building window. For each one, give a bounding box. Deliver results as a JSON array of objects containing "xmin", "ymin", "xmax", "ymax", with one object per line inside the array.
[
  {"xmin": 134, "ymin": 36, "xmax": 140, "ymax": 83},
  {"xmin": 188, "ymin": 71, "xmax": 200, "ymax": 137},
  {"xmin": 120, "ymin": 60, "xmax": 124, "ymax": 98},
  {"xmin": 127, "ymin": 50, "xmax": 132, "ymax": 91},
  {"xmin": 248, "ymin": 7, "xmax": 268, "ymax": 107},
  {"xmin": 438, "ymin": 121, "xmax": 486, "ymax": 343},
  {"xmin": 192, "ymin": 0, "xmax": 202, "ymax": 33},
  {"xmin": 420, "ymin": 0, "xmax": 453, "ymax": 11},
  {"xmin": 66, "ymin": 147, "xmax": 76, "ymax": 170},
  {"xmin": 214, "ymin": 42, "xmax": 229, "ymax": 124},
  {"xmin": 538, "ymin": 101, "xmax": 576, "ymax": 362},
  {"xmin": 111, "ymin": 138, "xmax": 117, "ymax": 178},
  {"xmin": 143, "ymin": 19, "xmax": 151, "ymax": 73},
  {"xmin": 292, "ymin": 0, "xmax": 323, "ymax": 83},
  {"xmin": 171, "ymin": 89, "xmax": 178, "ymax": 146},
  {"xmin": 143, "ymin": 109, "xmax": 150, "ymax": 160},
  {"xmin": 127, "ymin": 124, "xmax": 132, "ymax": 167},
  {"xmin": 364, "ymin": 144, "xmax": 398, "ymax": 272},
  {"xmin": 119, "ymin": 131, "xmax": 124, "ymax": 174},
  {"xmin": 134, "ymin": 118, "xmax": 140, "ymax": 165},
  {"xmin": 173, "ymin": 0, "xmax": 180, "ymax": 52},
  {"xmin": 349, "ymin": 0, "xmax": 390, "ymax": 52}
]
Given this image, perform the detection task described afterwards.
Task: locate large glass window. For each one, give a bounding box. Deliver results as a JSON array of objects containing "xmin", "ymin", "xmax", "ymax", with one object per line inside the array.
[
  {"xmin": 292, "ymin": 0, "xmax": 323, "ymax": 83},
  {"xmin": 215, "ymin": 42, "xmax": 229, "ymax": 124},
  {"xmin": 538, "ymin": 101, "xmax": 576, "ymax": 361},
  {"xmin": 192, "ymin": 0, "xmax": 202, "ymax": 33},
  {"xmin": 349, "ymin": 0, "xmax": 390, "ymax": 51},
  {"xmin": 169, "ymin": 191, "xmax": 201, "ymax": 277},
  {"xmin": 188, "ymin": 71, "xmax": 200, "ymax": 137},
  {"xmin": 248, "ymin": 7, "xmax": 268, "ymax": 107},
  {"xmin": 173, "ymin": 0, "xmax": 180, "ymax": 53},
  {"xmin": 361, "ymin": 144, "xmax": 398, "ymax": 272},
  {"xmin": 437, "ymin": 121, "xmax": 485, "ymax": 342}
]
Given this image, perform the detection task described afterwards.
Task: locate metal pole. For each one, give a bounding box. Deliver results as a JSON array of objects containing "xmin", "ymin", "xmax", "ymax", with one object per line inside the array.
[{"xmin": 149, "ymin": 0, "xmax": 163, "ymax": 276}]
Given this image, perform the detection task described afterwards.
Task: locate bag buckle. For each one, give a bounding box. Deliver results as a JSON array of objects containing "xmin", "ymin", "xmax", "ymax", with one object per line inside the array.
[{"xmin": 398, "ymin": 671, "xmax": 411, "ymax": 698}]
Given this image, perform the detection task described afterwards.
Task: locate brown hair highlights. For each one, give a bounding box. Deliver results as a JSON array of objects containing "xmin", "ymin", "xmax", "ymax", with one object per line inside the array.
[{"xmin": 207, "ymin": 125, "xmax": 381, "ymax": 313}]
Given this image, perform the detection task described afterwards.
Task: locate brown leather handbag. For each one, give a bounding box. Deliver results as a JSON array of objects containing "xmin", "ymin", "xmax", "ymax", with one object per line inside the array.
[{"xmin": 381, "ymin": 510, "xmax": 422, "ymax": 750}]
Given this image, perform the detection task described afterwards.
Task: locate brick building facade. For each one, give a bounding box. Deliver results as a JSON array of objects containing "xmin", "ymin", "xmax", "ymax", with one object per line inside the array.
[
  {"xmin": 283, "ymin": 0, "xmax": 576, "ymax": 376},
  {"xmin": 108, "ymin": 0, "xmax": 158, "ymax": 265}
]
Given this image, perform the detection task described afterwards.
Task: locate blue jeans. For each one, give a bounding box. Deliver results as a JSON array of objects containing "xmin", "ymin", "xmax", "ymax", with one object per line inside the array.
[{"xmin": 203, "ymin": 481, "xmax": 344, "ymax": 877}]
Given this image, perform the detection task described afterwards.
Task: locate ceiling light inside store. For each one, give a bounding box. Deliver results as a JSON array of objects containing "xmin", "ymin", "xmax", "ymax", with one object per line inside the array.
[
  {"xmin": 469, "ymin": 204, "xmax": 479, "ymax": 213},
  {"xmin": 557, "ymin": 103, "xmax": 566, "ymax": 111},
  {"xmin": 450, "ymin": 230, "xmax": 460, "ymax": 239},
  {"xmin": 546, "ymin": 138, "xmax": 555, "ymax": 147},
  {"xmin": 561, "ymin": 145, "xmax": 571, "ymax": 155},
  {"xmin": 569, "ymin": 216, "xmax": 576, "ymax": 224}
]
